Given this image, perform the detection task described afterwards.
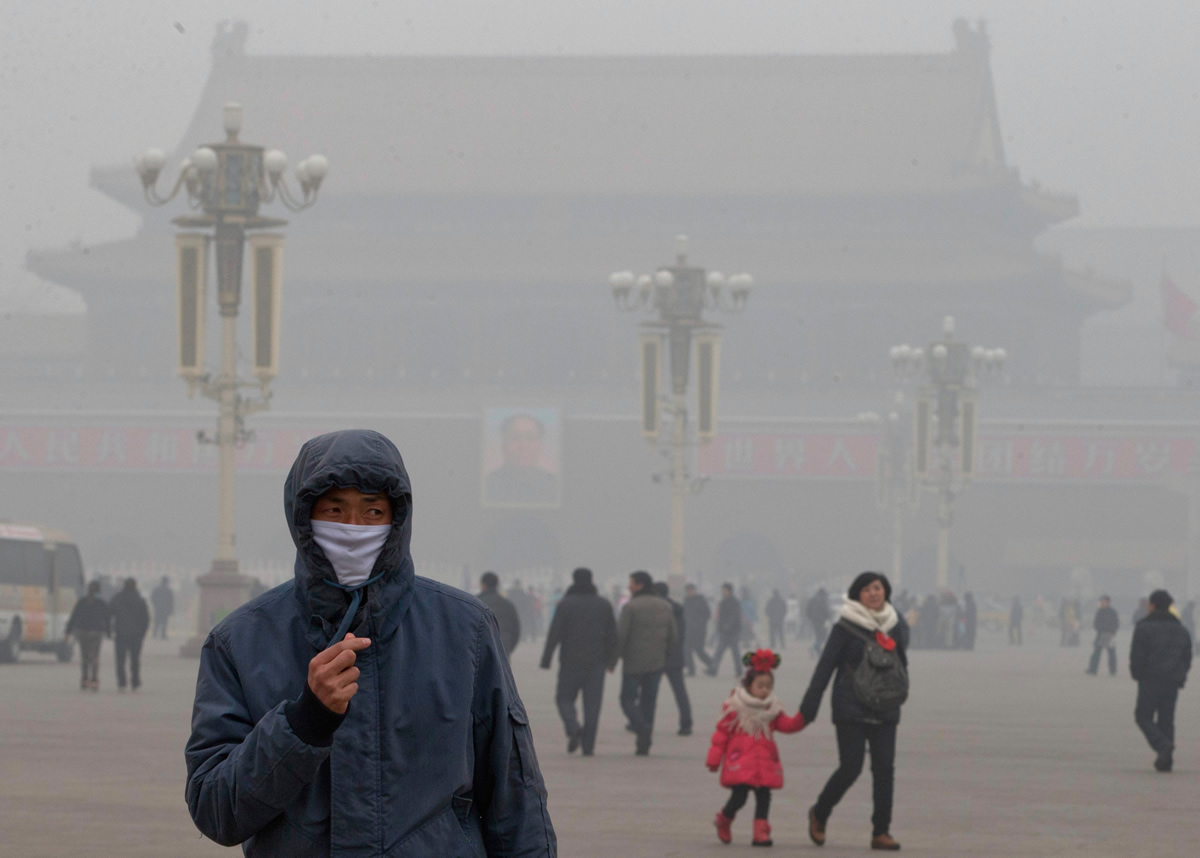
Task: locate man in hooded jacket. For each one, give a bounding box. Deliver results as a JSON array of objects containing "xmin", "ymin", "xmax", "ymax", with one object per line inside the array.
[
  {"xmin": 539, "ymin": 567, "xmax": 617, "ymax": 756},
  {"xmin": 185, "ymin": 430, "xmax": 556, "ymax": 856}
]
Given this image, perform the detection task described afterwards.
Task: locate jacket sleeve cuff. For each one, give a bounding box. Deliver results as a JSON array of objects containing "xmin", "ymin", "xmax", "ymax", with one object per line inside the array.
[{"xmin": 285, "ymin": 684, "xmax": 346, "ymax": 747}]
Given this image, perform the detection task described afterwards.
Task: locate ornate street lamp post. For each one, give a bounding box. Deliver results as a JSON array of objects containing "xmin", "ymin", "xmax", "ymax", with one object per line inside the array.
[
  {"xmin": 135, "ymin": 102, "xmax": 327, "ymax": 655},
  {"xmin": 889, "ymin": 316, "xmax": 1005, "ymax": 591},
  {"xmin": 609, "ymin": 236, "xmax": 752, "ymax": 593},
  {"xmin": 867, "ymin": 395, "xmax": 919, "ymax": 588}
]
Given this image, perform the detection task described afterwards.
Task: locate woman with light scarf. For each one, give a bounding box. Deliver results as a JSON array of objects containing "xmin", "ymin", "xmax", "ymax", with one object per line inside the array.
[
  {"xmin": 706, "ymin": 648, "xmax": 806, "ymax": 847},
  {"xmin": 799, "ymin": 572, "xmax": 908, "ymax": 852}
]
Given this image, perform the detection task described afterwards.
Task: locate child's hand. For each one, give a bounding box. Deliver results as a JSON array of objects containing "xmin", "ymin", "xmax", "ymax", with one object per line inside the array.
[{"xmin": 707, "ymin": 764, "xmax": 719, "ymax": 773}]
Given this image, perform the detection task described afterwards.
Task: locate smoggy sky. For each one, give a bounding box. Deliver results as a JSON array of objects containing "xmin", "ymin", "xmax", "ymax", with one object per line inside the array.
[{"xmin": 2, "ymin": 0, "xmax": 1199, "ymax": 312}]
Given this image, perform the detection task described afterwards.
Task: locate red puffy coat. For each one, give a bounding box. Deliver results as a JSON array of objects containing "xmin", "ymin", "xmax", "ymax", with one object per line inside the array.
[{"xmin": 706, "ymin": 700, "xmax": 805, "ymax": 789}]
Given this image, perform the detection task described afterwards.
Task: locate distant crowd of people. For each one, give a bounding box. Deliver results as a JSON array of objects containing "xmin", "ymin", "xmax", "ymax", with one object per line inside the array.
[{"xmin": 63, "ymin": 576, "xmax": 173, "ymax": 692}]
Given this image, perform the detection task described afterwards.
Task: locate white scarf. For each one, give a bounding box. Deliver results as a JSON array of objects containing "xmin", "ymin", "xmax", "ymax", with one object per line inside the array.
[
  {"xmin": 840, "ymin": 598, "xmax": 899, "ymax": 634},
  {"xmin": 310, "ymin": 521, "xmax": 390, "ymax": 587},
  {"xmin": 723, "ymin": 687, "xmax": 785, "ymax": 739}
]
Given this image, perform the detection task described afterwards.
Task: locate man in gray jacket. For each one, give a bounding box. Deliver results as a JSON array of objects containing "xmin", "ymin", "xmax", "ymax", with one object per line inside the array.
[{"xmin": 615, "ymin": 571, "xmax": 677, "ymax": 756}]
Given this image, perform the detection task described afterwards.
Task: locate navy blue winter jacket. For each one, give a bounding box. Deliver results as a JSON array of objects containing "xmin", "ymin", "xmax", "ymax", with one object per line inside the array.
[{"xmin": 185, "ymin": 430, "xmax": 556, "ymax": 856}]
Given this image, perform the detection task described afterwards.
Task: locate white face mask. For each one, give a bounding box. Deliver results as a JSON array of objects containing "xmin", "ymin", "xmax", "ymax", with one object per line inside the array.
[{"xmin": 310, "ymin": 520, "xmax": 391, "ymax": 587}]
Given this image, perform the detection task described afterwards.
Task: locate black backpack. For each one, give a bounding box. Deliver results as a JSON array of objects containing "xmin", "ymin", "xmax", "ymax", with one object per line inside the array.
[{"xmin": 838, "ymin": 619, "xmax": 909, "ymax": 712}]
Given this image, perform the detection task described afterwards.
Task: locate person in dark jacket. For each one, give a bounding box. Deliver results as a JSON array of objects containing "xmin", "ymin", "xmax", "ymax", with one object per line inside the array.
[
  {"xmin": 65, "ymin": 580, "xmax": 111, "ymax": 691},
  {"xmin": 185, "ymin": 430, "xmax": 556, "ymax": 856},
  {"xmin": 508, "ymin": 580, "xmax": 536, "ymax": 643},
  {"xmin": 805, "ymin": 587, "xmax": 831, "ymax": 656},
  {"xmin": 110, "ymin": 577, "xmax": 150, "ymax": 691},
  {"xmin": 961, "ymin": 592, "xmax": 978, "ymax": 651},
  {"xmin": 1009, "ymin": 596, "xmax": 1024, "ymax": 645},
  {"xmin": 1086, "ymin": 595, "xmax": 1120, "ymax": 676},
  {"xmin": 682, "ymin": 584, "xmax": 713, "ymax": 676},
  {"xmin": 801, "ymin": 571, "xmax": 908, "ymax": 852},
  {"xmin": 653, "ymin": 581, "xmax": 693, "ymax": 736},
  {"xmin": 765, "ymin": 589, "xmax": 787, "ymax": 651},
  {"xmin": 151, "ymin": 576, "xmax": 174, "ymax": 639},
  {"xmin": 540, "ymin": 567, "xmax": 618, "ymax": 756},
  {"xmin": 615, "ymin": 570, "xmax": 677, "ymax": 755},
  {"xmin": 707, "ymin": 583, "xmax": 743, "ymax": 678},
  {"xmin": 1129, "ymin": 589, "xmax": 1193, "ymax": 772},
  {"xmin": 478, "ymin": 571, "xmax": 521, "ymax": 656}
]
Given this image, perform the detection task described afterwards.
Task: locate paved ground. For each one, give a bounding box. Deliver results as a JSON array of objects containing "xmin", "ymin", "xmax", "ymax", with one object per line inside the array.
[{"xmin": 1, "ymin": 623, "xmax": 1197, "ymax": 856}]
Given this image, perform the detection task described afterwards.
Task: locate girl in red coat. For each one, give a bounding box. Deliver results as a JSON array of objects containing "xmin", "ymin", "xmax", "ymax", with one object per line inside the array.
[{"xmin": 707, "ymin": 649, "xmax": 806, "ymax": 846}]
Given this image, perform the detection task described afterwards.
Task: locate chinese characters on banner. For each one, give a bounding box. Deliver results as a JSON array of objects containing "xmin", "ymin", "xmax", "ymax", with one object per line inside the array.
[
  {"xmin": 0, "ymin": 426, "xmax": 326, "ymax": 472},
  {"xmin": 697, "ymin": 432, "xmax": 1198, "ymax": 483},
  {"xmin": 1, "ymin": 424, "xmax": 1197, "ymax": 484}
]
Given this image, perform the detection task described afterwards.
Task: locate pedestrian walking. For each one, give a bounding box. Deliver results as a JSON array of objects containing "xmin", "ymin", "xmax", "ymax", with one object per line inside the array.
[
  {"xmin": 707, "ymin": 583, "xmax": 743, "ymax": 678},
  {"xmin": 478, "ymin": 571, "xmax": 521, "ymax": 655},
  {"xmin": 1009, "ymin": 596, "xmax": 1023, "ymax": 645},
  {"xmin": 708, "ymin": 649, "xmax": 806, "ymax": 847},
  {"xmin": 150, "ymin": 576, "xmax": 174, "ymax": 639},
  {"xmin": 801, "ymin": 572, "xmax": 909, "ymax": 852},
  {"xmin": 185, "ymin": 429, "xmax": 555, "ymax": 854},
  {"xmin": 508, "ymin": 580, "xmax": 535, "ymax": 643},
  {"xmin": 683, "ymin": 583, "xmax": 713, "ymax": 676},
  {"xmin": 739, "ymin": 587, "xmax": 759, "ymax": 648},
  {"xmin": 1129, "ymin": 589, "xmax": 1193, "ymax": 772},
  {"xmin": 110, "ymin": 577, "xmax": 150, "ymax": 692},
  {"xmin": 654, "ymin": 581, "xmax": 694, "ymax": 736},
  {"xmin": 64, "ymin": 580, "xmax": 110, "ymax": 692},
  {"xmin": 540, "ymin": 567, "xmax": 618, "ymax": 756},
  {"xmin": 806, "ymin": 587, "xmax": 831, "ymax": 656},
  {"xmin": 765, "ymin": 589, "xmax": 787, "ymax": 651},
  {"xmin": 961, "ymin": 592, "xmax": 978, "ymax": 650},
  {"xmin": 615, "ymin": 570, "xmax": 677, "ymax": 756},
  {"xmin": 1086, "ymin": 595, "xmax": 1120, "ymax": 676}
]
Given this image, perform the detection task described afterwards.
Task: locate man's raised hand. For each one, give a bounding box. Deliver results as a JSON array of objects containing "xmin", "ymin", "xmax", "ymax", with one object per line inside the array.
[{"xmin": 308, "ymin": 633, "xmax": 371, "ymax": 714}]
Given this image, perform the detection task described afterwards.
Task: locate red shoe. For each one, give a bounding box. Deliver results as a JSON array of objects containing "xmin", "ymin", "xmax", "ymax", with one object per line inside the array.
[
  {"xmin": 752, "ymin": 819, "xmax": 773, "ymax": 847},
  {"xmin": 714, "ymin": 811, "xmax": 733, "ymax": 844}
]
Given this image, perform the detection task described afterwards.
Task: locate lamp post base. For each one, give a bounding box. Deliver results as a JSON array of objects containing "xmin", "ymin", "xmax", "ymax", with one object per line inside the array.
[{"xmin": 179, "ymin": 559, "xmax": 253, "ymax": 658}]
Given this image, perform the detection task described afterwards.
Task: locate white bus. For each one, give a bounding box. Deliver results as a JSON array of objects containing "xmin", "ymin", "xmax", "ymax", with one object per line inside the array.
[{"xmin": 0, "ymin": 523, "xmax": 84, "ymax": 662}]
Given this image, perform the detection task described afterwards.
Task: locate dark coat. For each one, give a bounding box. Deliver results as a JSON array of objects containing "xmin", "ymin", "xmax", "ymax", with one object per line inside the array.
[
  {"xmin": 682, "ymin": 594, "xmax": 711, "ymax": 646},
  {"xmin": 185, "ymin": 430, "xmax": 555, "ymax": 856},
  {"xmin": 617, "ymin": 591, "xmax": 677, "ymax": 675},
  {"xmin": 715, "ymin": 595, "xmax": 742, "ymax": 640},
  {"xmin": 765, "ymin": 594, "xmax": 787, "ymax": 626},
  {"xmin": 800, "ymin": 614, "xmax": 910, "ymax": 726},
  {"xmin": 1129, "ymin": 610, "xmax": 1192, "ymax": 688},
  {"xmin": 151, "ymin": 582, "xmax": 175, "ymax": 616},
  {"xmin": 1094, "ymin": 605, "xmax": 1119, "ymax": 636},
  {"xmin": 664, "ymin": 598, "xmax": 687, "ymax": 672},
  {"xmin": 110, "ymin": 588, "xmax": 150, "ymax": 640},
  {"xmin": 65, "ymin": 595, "xmax": 110, "ymax": 636},
  {"xmin": 539, "ymin": 582, "xmax": 618, "ymax": 672},
  {"xmin": 478, "ymin": 589, "xmax": 521, "ymax": 655}
]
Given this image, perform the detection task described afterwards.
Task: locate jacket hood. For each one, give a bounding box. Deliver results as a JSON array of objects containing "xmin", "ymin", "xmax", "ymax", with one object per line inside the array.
[{"xmin": 284, "ymin": 430, "xmax": 415, "ymax": 647}]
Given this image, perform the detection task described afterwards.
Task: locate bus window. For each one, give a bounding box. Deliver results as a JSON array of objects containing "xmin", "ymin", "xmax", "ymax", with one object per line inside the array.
[
  {"xmin": 53, "ymin": 544, "xmax": 85, "ymax": 592},
  {"xmin": 0, "ymin": 538, "xmax": 50, "ymax": 587}
]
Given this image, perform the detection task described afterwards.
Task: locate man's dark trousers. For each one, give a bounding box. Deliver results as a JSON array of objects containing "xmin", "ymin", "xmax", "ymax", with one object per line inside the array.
[
  {"xmin": 709, "ymin": 635, "xmax": 741, "ymax": 677},
  {"xmin": 1088, "ymin": 633, "xmax": 1117, "ymax": 675},
  {"xmin": 663, "ymin": 665, "xmax": 692, "ymax": 733},
  {"xmin": 685, "ymin": 640, "xmax": 712, "ymax": 676},
  {"xmin": 1135, "ymin": 681, "xmax": 1178, "ymax": 753},
  {"xmin": 555, "ymin": 664, "xmax": 606, "ymax": 755},
  {"xmin": 620, "ymin": 670, "xmax": 664, "ymax": 752},
  {"xmin": 152, "ymin": 613, "xmax": 168, "ymax": 639},
  {"xmin": 114, "ymin": 635, "xmax": 143, "ymax": 689}
]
